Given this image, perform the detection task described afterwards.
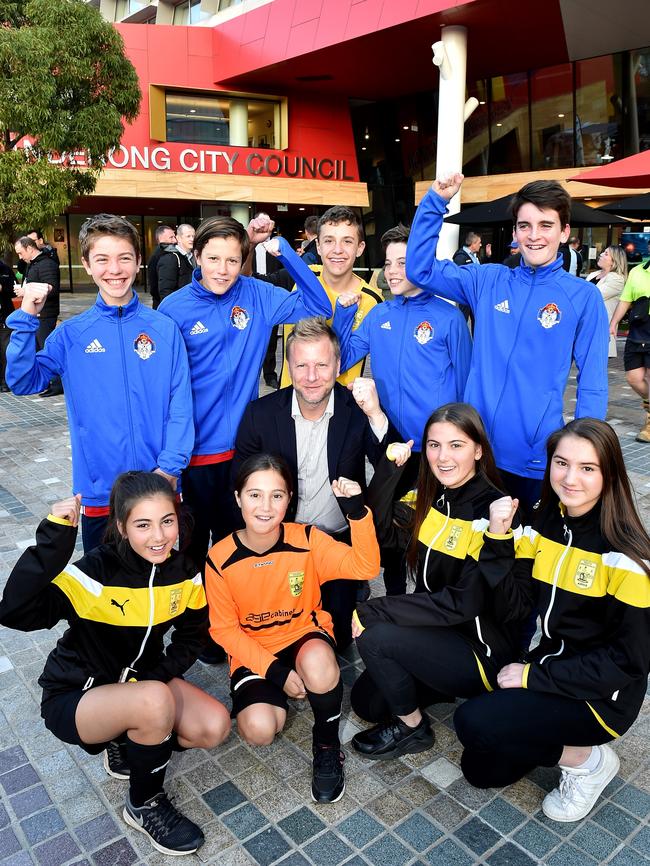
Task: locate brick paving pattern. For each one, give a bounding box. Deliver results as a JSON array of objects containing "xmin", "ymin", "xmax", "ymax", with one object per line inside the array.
[{"xmin": 0, "ymin": 292, "xmax": 648, "ymax": 865}]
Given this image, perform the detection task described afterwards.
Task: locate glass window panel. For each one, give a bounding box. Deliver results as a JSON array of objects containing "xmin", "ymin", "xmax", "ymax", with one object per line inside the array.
[
  {"xmin": 190, "ymin": 0, "xmax": 211, "ymax": 23},
  {"xmin": 463, "ymin": 79, "xmax": 489, "ymax": 176},
  {"xmin": 166, "ymin": 92, "xmax": 230, "ymax": 144},
  {"xmin": 531, "ymin": 64, "xmax": 574, "ymax": 169},
  {"xmin": 630, "ymin": 48, "xmax": 650, "ymax": 152},
  {"xmin": 575, "ymin": 55, "xmax": 623, "ymax": 166},
  {"xmin": 247, "ymin": 99, "xmax": 277, "ymax": 149},
  {"xmin": 490, "ymin": 72, "xmax": 530, "ymax": 173},
  {"xmin": 165, "ymin": 92, "xmax": 279, "ymax": 147},
  {"xmin": 173, "ymin": 2, "xmax": 189, "ymax": 24}
]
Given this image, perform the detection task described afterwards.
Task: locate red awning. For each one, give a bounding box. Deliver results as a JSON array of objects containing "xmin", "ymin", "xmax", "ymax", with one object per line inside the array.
[{"xmin": 569, "ymin": 150, "xmax": 650, "ymax": 189}]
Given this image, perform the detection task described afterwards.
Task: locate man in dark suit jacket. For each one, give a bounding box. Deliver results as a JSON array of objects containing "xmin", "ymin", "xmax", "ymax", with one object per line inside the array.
[
  {"xmin": 233, "ymin": 318, "xmax": 394, "ymax": 648},
  {"xmin": 15, "ymin": 235, "xmax": 62, "ymax": 396},
  {"xmin": 147, "ymin": 224, "xmax": 176, "ymax": 309},
  {"xmin": 157, "ymin": 224, "xmax": 195, "ymax": 301}
]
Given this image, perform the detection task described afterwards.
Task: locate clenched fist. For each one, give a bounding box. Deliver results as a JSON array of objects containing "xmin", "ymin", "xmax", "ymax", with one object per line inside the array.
[
  {"xmin": 488, "ymin": 496, "xmax": 519, "ymax": 535},
  {"xmin": 21, "ymin": 282, "xmax": 52, "ymax": 316}
]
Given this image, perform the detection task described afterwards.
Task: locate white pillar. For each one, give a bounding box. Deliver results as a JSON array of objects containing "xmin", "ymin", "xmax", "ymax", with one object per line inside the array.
[
  {"xmin": 230, "ymin": 203, "xmax": 250, "ymax": 226},
  {"xmin": 432, "ymin": 26, "xmax": 475, "ymax": 261},
  {"xmin": 229, "ymin": 100, "xmax": 248, "ymax": 148},
  {"xmin": 228, "ymin": 102, "xmax": 249, "ymax": 228}
]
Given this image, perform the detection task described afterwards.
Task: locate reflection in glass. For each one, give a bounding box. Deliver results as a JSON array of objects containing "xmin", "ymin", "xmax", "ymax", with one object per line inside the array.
[
  {"xmin": 166, "ymin": 93, "xmax": 230, "ymax": 144},
  {"xmin": 463, "ymin": 80, "xmax": 489, "ymax": 176},
  {"xmin": 165, "ymin": 93, "xmax": 278, "ymax": 147},
  {"xmin": 630, "ymin": 49, "xmax": 650, "ymax": 153},
  {"xmin": 490, "ymin": 73, "xmax": 530, "ymax": 173},
  {"xmin": 575, "ymin": 55, "xmax": 623, "ymax": 166},
  {"xmin": 531, "ymin": 64, "xmax": 573, "ymax": 169}
]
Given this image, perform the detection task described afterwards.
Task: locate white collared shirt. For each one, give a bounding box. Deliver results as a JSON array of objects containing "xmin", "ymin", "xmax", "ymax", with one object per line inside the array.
[{"xmin": 291, "ymin": 389, "xmax": 388, "ymax": 534}]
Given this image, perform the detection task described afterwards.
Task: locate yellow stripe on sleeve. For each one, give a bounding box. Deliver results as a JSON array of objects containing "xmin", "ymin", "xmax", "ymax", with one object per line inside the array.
[{"xmin": 47, "ymin": 515, "xmax": 73, "ymax": 526}]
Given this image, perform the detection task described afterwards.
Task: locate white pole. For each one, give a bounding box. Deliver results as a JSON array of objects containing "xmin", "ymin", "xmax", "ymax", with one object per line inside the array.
[{"xmin": 432, "ymin": 26, "xmax": 476, "ymax": 261}]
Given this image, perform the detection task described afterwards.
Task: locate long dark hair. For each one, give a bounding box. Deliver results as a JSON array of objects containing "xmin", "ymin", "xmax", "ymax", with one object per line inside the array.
[
  {"xmin": 234, "ymin": 454, "xmax": 293, "ymax": 498},
  {"xmin": 541, "ymin": 418, "xmax": 650, "ymax": 576},
  {"xmin": 406, "ymin": 403, "xmax": 503, "ymax": 571},
  {"xmin": 104, "ymin": 471, "xmax": 191, "ymax": 549}
]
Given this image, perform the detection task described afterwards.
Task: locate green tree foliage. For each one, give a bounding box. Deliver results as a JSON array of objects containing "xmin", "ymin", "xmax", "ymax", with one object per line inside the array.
[{"xmin": 0, "ymin": 0, "xmax": 141, "ymax": 246}]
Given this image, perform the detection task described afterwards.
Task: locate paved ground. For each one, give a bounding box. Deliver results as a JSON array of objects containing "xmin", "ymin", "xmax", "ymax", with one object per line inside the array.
[{"xmin": 0, "ymin": 292, "xmax": 648, "ymax": 866}]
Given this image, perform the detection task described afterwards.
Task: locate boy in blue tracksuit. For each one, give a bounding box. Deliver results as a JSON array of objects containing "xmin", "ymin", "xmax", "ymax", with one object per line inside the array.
[
  {"xmin": 6, "ymin": 214, "xmax": 194, "ymax": 552},
  {"xmin": 406, "ymin": 174, "xmax": 608, "ymax": 517},
  {"xmin": 158, "ymin": 215, "xmax": 330, "ymax": 575},
  {"xmin": 332, "ymin": 224, "xmax": 471, "ymax": 447}
]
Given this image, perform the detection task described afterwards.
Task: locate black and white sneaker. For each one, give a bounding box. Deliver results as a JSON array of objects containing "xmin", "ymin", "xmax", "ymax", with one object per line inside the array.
[
  {"xmin": 311, "ymin": 745, "xmax": 345, "ymax": 803},
  {"xmin": 123, "ymin": 792, "xmax": 204, "ymax": 856},
  {"xmin": 103, "ymin": 740, "xmax": 130, "ymax": 780}
]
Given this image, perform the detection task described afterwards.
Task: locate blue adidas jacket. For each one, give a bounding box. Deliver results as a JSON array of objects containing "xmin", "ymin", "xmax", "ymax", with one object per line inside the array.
[
  {"xmin": 406, "ymin": 188, "xmax": 608, "ymax": 479},
  {"xmin": 332, "ymin": 292, "xmax": 471, "ymax": 447},
  {"xmin": 159, "ymin": 237, "xmax": 330, "ymax": 457},
  {"xmin": 6, "ymin": 292, "xmax": 194, "ymax": 506}
]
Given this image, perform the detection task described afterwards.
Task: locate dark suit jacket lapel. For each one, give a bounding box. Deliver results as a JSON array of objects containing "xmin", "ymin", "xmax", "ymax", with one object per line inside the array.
[
  {"xmin": 275, "ymin": 386, "xmax": 298, "ymax": 480},
  {"xmin": 327, "ymin": 384, "xmax": 351, "ymax": 481}
]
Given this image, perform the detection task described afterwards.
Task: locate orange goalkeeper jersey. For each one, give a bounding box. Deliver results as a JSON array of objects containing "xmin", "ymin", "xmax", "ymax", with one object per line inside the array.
[{"xmin": 205, "ymin": 509, "xmax": 379, "ymax": 678}]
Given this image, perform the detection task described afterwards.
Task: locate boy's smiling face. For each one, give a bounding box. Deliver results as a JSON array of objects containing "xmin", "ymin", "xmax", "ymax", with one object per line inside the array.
[
  {"xmin": 82, "ymin": 235, "xmax": 140, "ymax": 306},
  {"xmin": 514, "ymin": 203, "xmax": 570, "ymax": 269},
  {"xmin": 316, "ymin": 220, "xmax": 365, "ymax": 282}
]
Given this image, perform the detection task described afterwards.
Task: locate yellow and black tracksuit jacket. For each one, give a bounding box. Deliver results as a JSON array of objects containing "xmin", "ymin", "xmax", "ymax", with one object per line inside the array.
[
  {"xmin": 513, "ymin": 500, "xmax": 650, "ymax": 738},
  {"xmin": 0, "ymin": 517, "xmax": 208, "ymax": 699},
  {"xmin": 357, "ymin": 457, "xmax": 531, "ymax": 687},
  {"xmin": 279, "ymin": 266, "xmax": 383, "ymax": 388},
  {"xmin": 205, "ymin": 509, "xmax": 380, "ymax": 689}
]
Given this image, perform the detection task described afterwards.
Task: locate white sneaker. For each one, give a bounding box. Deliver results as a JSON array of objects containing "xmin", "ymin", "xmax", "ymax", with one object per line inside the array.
[{"xmin": 542, "ymin": 745, "xmax": 619, "ymax": 823}]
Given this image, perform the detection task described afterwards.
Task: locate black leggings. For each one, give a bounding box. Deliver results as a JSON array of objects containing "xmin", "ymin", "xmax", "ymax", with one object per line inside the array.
[
  {"xmin": 454, "ymin": 690, "xmax": 613, "ymax": 789},
  {"xmin": 351, "ymin": 669, "xmax": 454, "ymax": 723},
  {"xmin": 355, "ymin": 623, "xmax": 495, "ymax": 717}
]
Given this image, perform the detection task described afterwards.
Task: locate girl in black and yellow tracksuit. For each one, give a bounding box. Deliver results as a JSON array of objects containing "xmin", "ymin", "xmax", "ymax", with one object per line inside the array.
[
  {"xmin": 455, "ymin": 418, "xmax": 650, "ymax": 823},
  {"xmin": 350, "ymin": 404, "xmax": 531, "ymax": 760},
  {"xmin": 0, "ymin": 472, "xmax": 231, "ymax": 857}
]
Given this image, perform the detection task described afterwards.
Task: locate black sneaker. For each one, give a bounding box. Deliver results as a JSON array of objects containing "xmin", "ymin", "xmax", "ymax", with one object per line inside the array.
[
  {"xmin": 123, "ymin": 792, "xmax": 204, "ymax": 856},
  {"xmin": 103, "ymin": 740, "xmax": 130, "ymax": 780},
  {"xmin": 352, "ymin": 715, "xmax": 434, "ymax": 760},
  {"xmin": 311, "ymin": 745, "xmax": 345, "ymax": 803}
]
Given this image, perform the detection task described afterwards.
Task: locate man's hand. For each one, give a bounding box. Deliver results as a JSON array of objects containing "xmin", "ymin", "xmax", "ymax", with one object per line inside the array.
[
  {"xmin": 497, "ymin": 663, "xmax": 525, "ymax": 689},
  {"xmin": 247, "ymin": 213, "xmax": 275, "ymax": 246},
  {"xmin": 485, "ymin": 242, "xmax": 492, "ymax": 259},
  {"xmin": 432, "ymin": 172, "xmax": 464, "ymax": 201},
  {"xmin": 153, "ymin": 468, "xmax": 178, "ymax": 492},
  {"xmin": 51, "ymin": 494, "xmax": 82, "ymax": 527},
  {"xmin": 348, "ymin": 377, "xmax": 384, "ymax": 425},
  {"xmin": 336, "ymin": 289, "xmax": 362, "ymax": 309},
  {"xmin": 386, "ymin": 440, "xmax": 414, "ymax": 467},
  {"xmin": 332, "ymin": 477, "xmax": 363, "ymax": 499},
  {"xmin": 609, "ymin": 320, "xmax": 619, "ymax": 337},
  {"xmin": 283, "ymin": 670, "xmax": 306, "ymax": 699},
  {"xmin": 13, "ymin": 283, "xmax": 24, "ymax": 298},
  {"xmin": 488, "ymin": 496, "xmax": 519, "ymax": 535},
  {"xmin": 21, "ymin": 282, "xmax": 51, "ymax": 316}
]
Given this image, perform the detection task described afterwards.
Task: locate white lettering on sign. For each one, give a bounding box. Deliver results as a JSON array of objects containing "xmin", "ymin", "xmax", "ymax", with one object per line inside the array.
[{"xmin": 16, "ymin": 140, "xmax": 353, "ymax": 181}]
